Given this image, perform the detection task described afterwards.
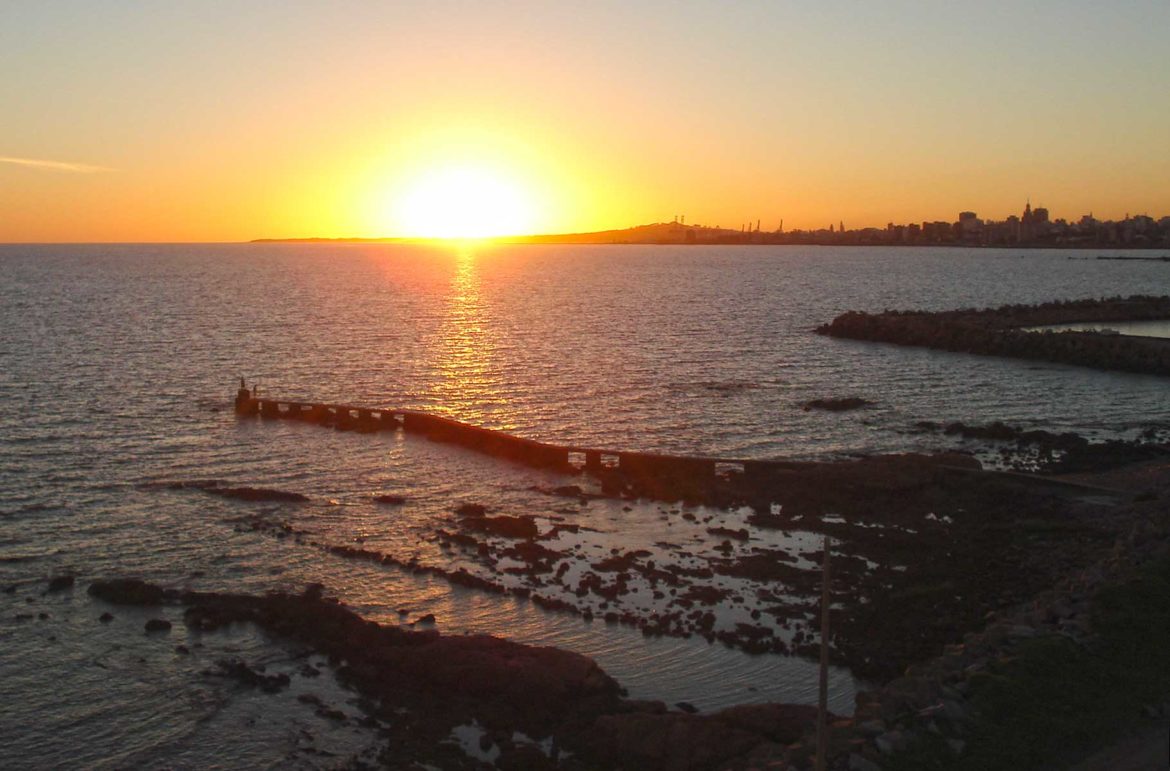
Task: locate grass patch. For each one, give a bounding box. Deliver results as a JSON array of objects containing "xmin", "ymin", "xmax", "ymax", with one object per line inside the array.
[
  {"xmin": 884, "ymin": 555, "xmax": 1170, "ymax": 771},
  {"xmin": 1006, "ymin": 518, "xmax": 1111, "ymax": 537},
  {"xmin": 886, "ymin": 580, "xmax": 955, "ymax": 602}
]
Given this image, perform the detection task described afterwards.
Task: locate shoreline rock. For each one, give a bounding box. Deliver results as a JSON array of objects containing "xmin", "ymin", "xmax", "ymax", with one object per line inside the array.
[{"xmin": 87, "ymin": 577, "xmax": 825, "ymax": 769}]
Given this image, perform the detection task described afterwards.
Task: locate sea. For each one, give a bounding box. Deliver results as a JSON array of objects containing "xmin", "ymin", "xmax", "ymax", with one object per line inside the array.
[{"xmin": 2, "ymin": 243, "xmax": 1168, "ymax": 769}]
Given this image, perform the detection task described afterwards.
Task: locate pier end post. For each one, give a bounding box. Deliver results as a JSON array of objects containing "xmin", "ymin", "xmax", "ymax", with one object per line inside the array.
[{"xmin": 234, "ymin": 378, "xmax": 258, "ymax": 416}]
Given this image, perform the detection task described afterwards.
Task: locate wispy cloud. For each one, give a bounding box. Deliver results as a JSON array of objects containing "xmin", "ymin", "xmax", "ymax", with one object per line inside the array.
[{"xmin": 0, "ymin": 156, "xmax": 114, "ymax": 173}]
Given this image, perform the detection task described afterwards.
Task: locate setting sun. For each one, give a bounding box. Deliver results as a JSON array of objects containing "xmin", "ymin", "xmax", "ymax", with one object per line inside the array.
[{"xmin": 391, "ymin": 166, "xmax": 538, "ymax": 239}]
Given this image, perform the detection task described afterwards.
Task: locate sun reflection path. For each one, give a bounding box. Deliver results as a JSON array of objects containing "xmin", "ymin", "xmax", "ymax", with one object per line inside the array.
[{"xmin": 427, "ymin": 250, "xmax": 514, "ymax": 429}]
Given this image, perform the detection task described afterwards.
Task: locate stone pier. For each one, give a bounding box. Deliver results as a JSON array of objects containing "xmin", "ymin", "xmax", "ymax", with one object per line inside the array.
[{"xmin": 231, "ymin": 385, "xmax": 816, "ymax": 503}]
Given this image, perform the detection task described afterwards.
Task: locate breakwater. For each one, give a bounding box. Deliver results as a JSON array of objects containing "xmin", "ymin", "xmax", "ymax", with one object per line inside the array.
[
  {"xmin": 817, "ymin": 294, "xmax": 1170, "ymax": 375},
  {"xmin": 232, "ymin": 385, "xmax": 1129, "ymax": 507},
  {"xmin": 233, "ymin": 384, "xmax": 815, "ymax": 503}
]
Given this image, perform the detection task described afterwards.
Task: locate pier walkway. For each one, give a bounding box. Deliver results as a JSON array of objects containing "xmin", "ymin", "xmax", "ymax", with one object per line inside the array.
[
  {"xmin": 233, "ymin": 384, "xmax": 805, "ymax": 500},
  {"xmin": 232, "ymin": 384, "xmax": 1126, "ymax": 504}
]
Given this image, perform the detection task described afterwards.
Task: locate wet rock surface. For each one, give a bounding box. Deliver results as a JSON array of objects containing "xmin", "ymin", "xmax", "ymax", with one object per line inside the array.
[
  {"xmin": 144, "ymin": 618, "xmax": 172, "ymax": 632},
  {"xmin": 372, "ymin": 494, "xmax": 406, "ymax": 505},
  {"xmin": 46, "ymin": 575, "xmax": 75, "ymax": 592},
  {"xmin": 208, "ymin": 659, "xmax": 291, "ymax": 693},
  {"xmin": 86, "ymin": 578, "xmax": 829, "ymax": 769},
  {"xmin": 802, "ymin": 397, "xmax": 873, "ymax": 412},
  {"xmin": 138, "ymin": 435, "xmax": 1170, "ymax": 766},
  {"xmin": 147, "ymin": 479, "xmax": 311, "ymax": 502},
  {"xmin": 928, "ymin": 420, "xmax": 1170, "ymax": 473},
  {"xmin": 217, "ymin": 448, "xmax": 1131, "ymax": 683},
  {"xmin": 88, "ymin": 578, "xmax": 166, "ymax": 606}
]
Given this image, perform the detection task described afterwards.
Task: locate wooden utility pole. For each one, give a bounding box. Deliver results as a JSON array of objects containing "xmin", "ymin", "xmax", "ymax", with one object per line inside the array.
[{"xmin": 815, "ymin": 535, "xmax": 832, "ymax": 771}]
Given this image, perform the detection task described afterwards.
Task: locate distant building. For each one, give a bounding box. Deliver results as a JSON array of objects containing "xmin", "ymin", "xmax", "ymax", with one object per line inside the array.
[{"xmin": 957, "ymin": 211, "xmax": 982, "ymax": 242}]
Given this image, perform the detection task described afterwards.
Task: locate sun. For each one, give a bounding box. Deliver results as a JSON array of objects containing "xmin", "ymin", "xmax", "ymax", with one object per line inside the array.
[{"xmin": 392, "ymin": 165, "xmax": 538, "ymax": 239}]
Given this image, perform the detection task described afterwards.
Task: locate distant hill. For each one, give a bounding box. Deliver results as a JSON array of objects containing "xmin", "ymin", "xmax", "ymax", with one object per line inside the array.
[
  {"xmin": 501, "ymin": 222, "xmax": 738, "ymax": 244},
  {"xmin": 251, "ymin": 222, "xmax": 743, "ymax": 245}
]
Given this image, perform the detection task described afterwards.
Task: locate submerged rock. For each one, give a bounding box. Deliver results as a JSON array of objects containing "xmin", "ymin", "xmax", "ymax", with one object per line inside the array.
[
  {"xmin": 463, "ymin": 514, "xmax": 539, "ymax": 539},
  {"xmin": 46, "ymin": 575, "xmax": 75, "ymax": 592},
  {"xmin": 88, "ymin": 578, "xmax": 166, "ymax": 606},
  {"xmin": 210, "ymin": 658, "xmax": 290, "ymax": 693},
  {"xmin": 156, "ymin": 480, "xmax": 309, "ymax": 502},
  {"xmin": 803, "ymin": 397, "xmax": 873, "ymax": 412},
  {"xmin": 373, "ymin": 494, "xmax": 407, "ymax": 505},
  {"xmin": 208, "ymin": 487, "xmax": 309, "ymax": 503}
]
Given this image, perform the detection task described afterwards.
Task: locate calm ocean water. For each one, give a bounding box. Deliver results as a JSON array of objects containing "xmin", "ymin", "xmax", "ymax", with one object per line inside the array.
[{"xmin": 2, "ymin": 243, "xmax": 1168, "ymax": 768}]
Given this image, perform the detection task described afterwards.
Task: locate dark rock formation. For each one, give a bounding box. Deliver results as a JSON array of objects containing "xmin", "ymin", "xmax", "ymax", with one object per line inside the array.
[
  {"xmin": 818, "ymin": 295, "xmax": 1170, "ymax": 375},
  {"xmin": 209, "ymin": 487, "xmax": 309, "ymax": 503},
  {"xmin": 209, "ymin": 659, "xmax": 290, "ymax": 693},
  {"xmin": 802, "ymin": 397, "xmax": 873, "ymax": 412},
  {"xmin": 373, "ymin": 494, "xmax": 407, "ymax": 505},
  {"xmin": 84, "ymin": 577, "xmax": 840, "ymax": 769},
  {"xmin": 88, "ymin": 578, "xmax": 166, "ymax": 606},
  {"xmin": 158, "ymin": 479, "xmax": 310, "ymax": 502},
  {"xmin": 46, "ymin": 575, "xmax": 75, "ymax": 592},
  {"xmin": 454, "ymin": 502, "xmax": 488, "ymax": 517},
  {"xmin": 463, "ymin": 514, "xmax": 540, "ymax": 539},
  {"xmin": 929, "ymin": 421, "xmax": 1169, "ymax": 474}
]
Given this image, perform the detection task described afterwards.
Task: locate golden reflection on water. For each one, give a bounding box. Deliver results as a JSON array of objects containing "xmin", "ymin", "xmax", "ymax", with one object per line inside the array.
[{"xmin": 428, "ymin": 248, "xmax": 514, "ymax": 428}]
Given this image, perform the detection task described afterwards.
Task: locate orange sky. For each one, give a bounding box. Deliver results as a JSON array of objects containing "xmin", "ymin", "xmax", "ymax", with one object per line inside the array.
[{"xmin": 2, "ymin": 2, "xmax": 1168, "ymax": 242}]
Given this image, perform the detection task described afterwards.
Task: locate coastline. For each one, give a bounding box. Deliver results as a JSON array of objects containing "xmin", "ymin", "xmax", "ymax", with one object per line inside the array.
[
  {"xmin": 249, "ymin": 237, "xmax": 1170, "ymax": 251},
  {"xmin": 6, "ymin": 248, "xmax": 1170, "ymax": 769},
  {"xmin": 57, "ymin": 446, "xmax": 1170, "ymax": 770}
]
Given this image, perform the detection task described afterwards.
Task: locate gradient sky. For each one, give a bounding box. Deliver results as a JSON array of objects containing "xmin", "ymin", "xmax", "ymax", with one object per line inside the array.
[{"xmin": 2, "ymin": 1, "xmax": 1168, "ymax": 241}]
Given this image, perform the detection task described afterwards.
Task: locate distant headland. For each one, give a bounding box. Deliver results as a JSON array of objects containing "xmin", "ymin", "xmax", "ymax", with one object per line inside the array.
[{"xmin": 254, "ymin": 204, "xmax": 1170, "ymax": 249}]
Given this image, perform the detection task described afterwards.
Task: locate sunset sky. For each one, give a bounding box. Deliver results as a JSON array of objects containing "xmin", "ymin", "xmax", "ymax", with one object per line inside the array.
[{"xmin": 2, "ymin": 1, "xmax": 1168, "ymax": 242}]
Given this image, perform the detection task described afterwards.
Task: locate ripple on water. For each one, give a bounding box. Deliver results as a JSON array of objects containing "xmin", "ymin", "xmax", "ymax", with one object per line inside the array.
[{"xmin": 2, "ymin": 244, "xmax": 1168, "ymax": 760}]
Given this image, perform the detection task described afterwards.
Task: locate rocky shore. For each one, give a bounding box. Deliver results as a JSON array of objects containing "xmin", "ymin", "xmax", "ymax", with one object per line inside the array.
[
  {"xmin": 211, "ymin": 449, "xmax": 1133, "ymax": 683},
  {"xmin": 84, "ymin": 456, "xmax": 1170, "ymax": 771},
  {"xmin": 114, "ymin": 427, "xmax": 1170, "ymax": 768},
  {"xmin": 807, "ymin": 458, "xmax": 1170, "ymax": 771},
  {"xmin": 84, "ymin": 577, "xmax": 826, "ymax": 770},
  {"xmin": 817, "ymin": 295, "xmax": 1170, "ymax": 375}
]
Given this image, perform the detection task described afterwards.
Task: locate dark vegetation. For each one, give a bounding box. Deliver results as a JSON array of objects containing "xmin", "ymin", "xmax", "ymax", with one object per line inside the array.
[{"xmin": 885, "ymin": 556, "xmax": 1170, "ymax": 771}]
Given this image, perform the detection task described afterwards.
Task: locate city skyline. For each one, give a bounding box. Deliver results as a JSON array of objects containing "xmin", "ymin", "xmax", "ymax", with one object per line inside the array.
[{"xmin": 2, "ymin": 1, "xmax": 1168, "ymax": 242}]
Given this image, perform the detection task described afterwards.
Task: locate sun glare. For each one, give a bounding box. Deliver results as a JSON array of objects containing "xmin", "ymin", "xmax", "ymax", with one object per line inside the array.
[{"xmin": 393, "ymin": 166, "xmax": 537, "ymax": 239}]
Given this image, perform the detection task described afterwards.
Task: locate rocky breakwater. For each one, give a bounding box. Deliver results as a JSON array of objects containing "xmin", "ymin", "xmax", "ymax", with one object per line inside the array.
[
  {"xmin": 817, "ymin": 294, "xmax": 1170, "ymax": 376},
  {"xmin": 84, "ymin": 577, "xmax": 830, "ymax": 769}
]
